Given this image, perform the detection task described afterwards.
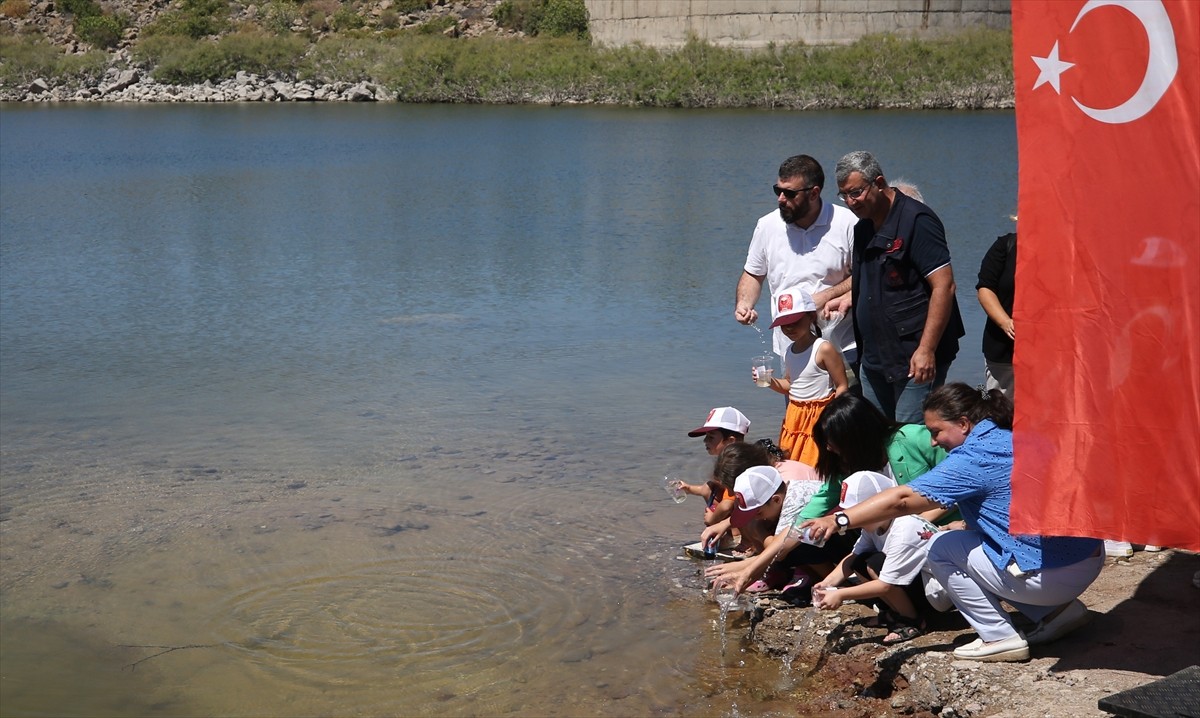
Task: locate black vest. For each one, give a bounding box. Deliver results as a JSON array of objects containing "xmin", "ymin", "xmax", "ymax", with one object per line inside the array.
[{"xmin": 851, "ymin": 190, "xmax": 964, "ymax": 382}]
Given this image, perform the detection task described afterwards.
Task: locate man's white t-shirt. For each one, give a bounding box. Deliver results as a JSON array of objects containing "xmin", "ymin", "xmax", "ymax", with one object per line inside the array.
[{"xmin": 744, "ymin": 200, "xmax": 856, "ymax": 358}]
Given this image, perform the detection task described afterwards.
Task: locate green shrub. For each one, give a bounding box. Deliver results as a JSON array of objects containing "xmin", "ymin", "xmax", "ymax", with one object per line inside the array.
[
  {"xmin": 493, "ymin": 0, "xmax": 541, "ymax": 34},
  {"xmin": 76, "ymin": 14, "xmax": 124, "ymax": 48},
  {"xmin": 142, "ymin": 0, "xmax": 229, "ymax": 38},
  {"xmin": 494, "ymin": 0, "xmax": 586, "ymax": 38},
  {"xmin": 392, "ymin": 0, "xmax": 428, "ymax": 13},
  {"xmin": 260, "ymin": 0, "xmax": 301, "ymax": 35},
  {"xmin": 60, "ymin": 0, "xmax": 100, "ymax": 16},
  {"xmin": 299, "ymin": 35, "xmax": 403, "ymax": 82},
  {"xmin": 538, "ymin": 0, "xmax": 587, "ymax": 38},
  {"xmin": 0, "ymin": 33, "xmax": 107, "ymax": 85},
  {"xmin": 331, "ymin": 5, "xmax": 365, "ymax": 31},
  {"xmin": 146, "ymin": 31, "xmax": 307, "ymax": 83},
  {"xmin": 416, "ymin": 14, "xmax": 454, "ymax": 34}
]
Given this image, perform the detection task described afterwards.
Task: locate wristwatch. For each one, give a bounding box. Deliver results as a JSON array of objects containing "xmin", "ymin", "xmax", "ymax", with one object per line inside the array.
[{"xmin": 834, "ymin": 511, "xmax": 851, "ymax": 535}]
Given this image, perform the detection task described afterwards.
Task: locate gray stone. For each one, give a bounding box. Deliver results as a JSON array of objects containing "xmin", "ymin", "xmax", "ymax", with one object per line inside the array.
[
  {"xmin": 29, "ymin": 78, "xmax": 50, "ymax": 94},
  {"xmin": 345, "ymin": 83, "xmax": 375, "ymax": 102}
]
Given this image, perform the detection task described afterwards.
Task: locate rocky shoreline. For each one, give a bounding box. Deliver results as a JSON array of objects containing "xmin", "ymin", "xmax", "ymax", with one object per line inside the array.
[
  {"xmin": 728, "ymin": 549, "xmax": 1199, "ymax": 717},
  {"xmin": 2, "ymin": 65, "xmax": 395, "ymax": 103}
]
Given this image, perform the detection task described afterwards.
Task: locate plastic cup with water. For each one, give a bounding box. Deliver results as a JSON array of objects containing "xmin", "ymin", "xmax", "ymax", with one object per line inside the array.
[
  {"xmin": 662, "ymin": 475, "xmax": 686, "ymax": 503},
  {"xmin": 752, "ymin": 355, "xmax": 774, "ymax": 387}
]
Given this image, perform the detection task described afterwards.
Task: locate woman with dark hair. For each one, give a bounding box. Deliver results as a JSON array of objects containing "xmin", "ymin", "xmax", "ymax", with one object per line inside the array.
[
  {"xmin": 801, "ymin": 383, "xmax": 1104, "ymax": 662},
  {"xmin": 801, "ymin": 393, "xmax": 953, "ymax": 526}
]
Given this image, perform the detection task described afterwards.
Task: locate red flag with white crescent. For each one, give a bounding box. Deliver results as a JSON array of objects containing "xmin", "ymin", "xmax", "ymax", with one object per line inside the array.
[{"xmin": 1010, "ymin": 0, "xmax": 1199, "ymax": 550}]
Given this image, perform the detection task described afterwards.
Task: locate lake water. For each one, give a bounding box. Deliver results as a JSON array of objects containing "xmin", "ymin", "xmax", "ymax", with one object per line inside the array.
[{"xmin": 0, "ymin": 103, "xmax": 1016, "ymax": 717}]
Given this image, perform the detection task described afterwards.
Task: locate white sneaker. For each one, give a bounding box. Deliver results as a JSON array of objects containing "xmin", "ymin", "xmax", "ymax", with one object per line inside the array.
[
  {"xmin": 1105, "ymin": 540, "xmax": 1133, "ymax": 558},
  {"xmin": 1142, "ymin": 545, "xmax": 1163, "ymax": 552},
  {"xmin": 953, "ymin": 634, "xmax": 1030, "ymax": 662},
  {"xmin": 1027, "ymin": 599, "xmax": 1090, "ymax": 645}
]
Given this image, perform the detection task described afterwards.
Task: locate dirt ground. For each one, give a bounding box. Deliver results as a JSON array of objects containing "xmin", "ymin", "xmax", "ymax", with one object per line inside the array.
[{"xmin": 744, "ymin": 548, "xmax": 1200, "ymax": 717}]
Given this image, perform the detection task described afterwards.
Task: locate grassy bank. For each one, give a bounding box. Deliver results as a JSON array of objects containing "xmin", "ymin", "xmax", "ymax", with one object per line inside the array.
[{"xmin": 0, "ymin": 27, "xmax": 1014, "ymax": 108}]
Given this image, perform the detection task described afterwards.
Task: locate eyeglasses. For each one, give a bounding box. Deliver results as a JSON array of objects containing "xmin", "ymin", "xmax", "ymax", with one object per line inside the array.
[
  {"xmin": 837, "ymin": 182, "xmax": 874, "ymax": 202},
  {"xmin": 773, "ymin": 184, "xmax": 814, "ymax": 200}
]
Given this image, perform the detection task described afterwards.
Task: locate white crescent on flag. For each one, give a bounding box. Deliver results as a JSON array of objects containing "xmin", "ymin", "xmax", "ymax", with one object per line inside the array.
[{"xmin": 1030, "ymin": 0, "xmax": 1179, "ymax": 124}]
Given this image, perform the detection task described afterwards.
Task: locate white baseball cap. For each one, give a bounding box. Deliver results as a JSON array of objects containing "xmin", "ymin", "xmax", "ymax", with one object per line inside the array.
[
  {"xmin": 687, "ymin": 407, "xmax": 750, "ymax": 437},
  {"xmin": 838, "ymin": 471, "xmax": 897, "ymax": 509},
  {"xmin": 729, "ymin": 465, "xmax": 783, "ymax": 528},
  {"xmin": 769, "ymin": 285, "xmax": 818, "ymax": 328}
]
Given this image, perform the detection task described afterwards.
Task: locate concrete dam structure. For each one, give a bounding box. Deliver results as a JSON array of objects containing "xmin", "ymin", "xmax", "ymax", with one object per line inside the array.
[{"xmin": 584, "ymin": 0, "xmax": 1012, "ymax": 48}]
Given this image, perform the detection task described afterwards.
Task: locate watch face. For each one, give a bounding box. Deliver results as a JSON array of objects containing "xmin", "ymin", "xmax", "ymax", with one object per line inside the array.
[{"xmin": 836, "ymin": 513, "xmax": 850, "ymax": 526}]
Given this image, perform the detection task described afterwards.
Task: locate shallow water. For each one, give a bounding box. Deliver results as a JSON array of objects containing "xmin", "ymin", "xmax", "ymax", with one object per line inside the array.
[{"xmin": 0, "ymin": 103, "xmax": 1016, "ymax": 716}]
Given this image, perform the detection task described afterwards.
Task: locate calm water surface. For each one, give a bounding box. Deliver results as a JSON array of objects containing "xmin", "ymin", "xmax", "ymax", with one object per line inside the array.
[{"xmin": 0, "ymin": 103, "xmax": 1016, "ymax": 716}]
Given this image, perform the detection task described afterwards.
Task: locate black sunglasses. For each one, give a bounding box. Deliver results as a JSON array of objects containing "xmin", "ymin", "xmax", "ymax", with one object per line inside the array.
[{"xmin": 773, "ymin": 184, "xmax": 815, "ymax": 199}]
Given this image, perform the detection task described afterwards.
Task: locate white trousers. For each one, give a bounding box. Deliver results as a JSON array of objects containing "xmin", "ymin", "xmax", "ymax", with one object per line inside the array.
[{"xmin": 927, "ymin": 530, "xmax": 1104, "ymax": 642}]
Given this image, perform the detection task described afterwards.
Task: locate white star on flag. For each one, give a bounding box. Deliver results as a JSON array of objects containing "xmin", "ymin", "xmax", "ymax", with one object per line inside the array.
[{"xmin": 1032, "ymin": 41, "xmax": 1075, "ymax": 93}]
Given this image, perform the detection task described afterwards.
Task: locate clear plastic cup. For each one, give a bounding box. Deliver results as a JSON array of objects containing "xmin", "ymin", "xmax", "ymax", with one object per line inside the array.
[
  {"xmin": 752, "ymin": 355, "xmax": 774, "ymax": 387},
  {"xmin": 662, "ymin": 475, "xmax": 686, "ymax": 503}
]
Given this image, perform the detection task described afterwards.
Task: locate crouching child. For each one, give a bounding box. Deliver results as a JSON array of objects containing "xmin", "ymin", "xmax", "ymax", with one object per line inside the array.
[{"xmin": 812, "ymin": 471, "xmax": 941, "ymax": 645}]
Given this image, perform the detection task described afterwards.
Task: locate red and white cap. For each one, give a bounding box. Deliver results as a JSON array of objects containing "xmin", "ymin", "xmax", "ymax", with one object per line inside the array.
[
  {"xmin": 769, "ymin": 285, "xmax": 818, "ymax": 328},
  {"xmin": 687, "ymin": 407, "xmax": 750, "ymax": 437},
  {"xmin": 729, "ymin": 466, "xmax": 783, "ymax": 528}
]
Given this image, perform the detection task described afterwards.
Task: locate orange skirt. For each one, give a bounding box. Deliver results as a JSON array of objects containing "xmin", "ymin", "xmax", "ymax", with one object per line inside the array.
[{"xmin": 779, "ymin": 393, "xmax": 835, "ymax": 467}]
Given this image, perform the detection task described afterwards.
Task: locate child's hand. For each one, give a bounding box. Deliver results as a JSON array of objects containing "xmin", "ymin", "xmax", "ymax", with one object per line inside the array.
[
  {"xmin": 814, "ymin": 587, "xmax": 842, "ymax": 610},
  {"xmin": 700, "ymin": 525, "xmax": 725, "ymax": 548}
]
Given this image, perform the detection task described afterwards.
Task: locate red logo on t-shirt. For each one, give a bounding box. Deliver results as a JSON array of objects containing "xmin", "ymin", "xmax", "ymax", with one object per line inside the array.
[
  {"xmin": 839, "ymin": 482, "xmax": 849, "ymax": 504},
  {"xmin": 886, "ymin": 238, "xmax": 904, "ymax": 253}
]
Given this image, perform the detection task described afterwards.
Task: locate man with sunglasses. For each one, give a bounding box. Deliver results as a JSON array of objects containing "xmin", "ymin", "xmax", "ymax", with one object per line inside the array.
[
  {"xmin": 735, "ymin": 155, "xmax": 858, "ymax": 376},
  {"xmin": 834, "ymin": 150, "xmax": 964, "ymax": 423}
]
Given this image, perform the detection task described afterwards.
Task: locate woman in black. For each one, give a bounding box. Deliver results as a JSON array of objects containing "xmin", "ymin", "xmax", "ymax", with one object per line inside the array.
[{"xmin": 976, "ymin": 231, "xmax": 1016, "ymax": 396}]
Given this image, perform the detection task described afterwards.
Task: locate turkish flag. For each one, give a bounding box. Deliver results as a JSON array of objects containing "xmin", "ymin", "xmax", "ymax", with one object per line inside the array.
[{"xmin": 1010, "ymin": 0, "xmax": 1199, "ymax": 550}]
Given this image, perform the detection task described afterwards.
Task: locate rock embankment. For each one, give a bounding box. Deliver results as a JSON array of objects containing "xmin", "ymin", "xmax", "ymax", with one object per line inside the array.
[
  {"xmin": 736, "ymin": 549, "xmax": 1199, "ymax": 717},
  {"xmin": 6, "ymin": 67, "xmax": 394, "ymax": 102}
]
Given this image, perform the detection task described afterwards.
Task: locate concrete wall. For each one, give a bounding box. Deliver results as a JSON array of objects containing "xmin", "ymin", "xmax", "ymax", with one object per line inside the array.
[{"xmin": 585, "ymin": 0, "xmax": 1012, "ymax": 49}]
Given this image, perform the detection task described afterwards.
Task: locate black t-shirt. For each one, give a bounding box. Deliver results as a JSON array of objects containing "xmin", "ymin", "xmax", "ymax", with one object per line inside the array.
[{"xmin": 975, "ymin": 232, "xmax": 1017, "ymax": 363}]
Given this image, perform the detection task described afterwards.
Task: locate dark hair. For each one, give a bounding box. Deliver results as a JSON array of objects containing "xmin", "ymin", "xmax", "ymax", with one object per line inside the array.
[
  {"xmin": 812, "ymin": 393, "xmax": 899, "ymax": 481},
  {"xmin": 924, "ymin": 383, "xmax": 1014, "ymax": 430},
  {"xmin": 713, "ymin": 442, "xmax": 771, "ymax": 491},
  {"xmin": 778, "ymin": 154, "xmax": 824, "ymax": 191},
  {"xmin": 755, "ymin": 437, "xmax": 787, "ymax": 462}
]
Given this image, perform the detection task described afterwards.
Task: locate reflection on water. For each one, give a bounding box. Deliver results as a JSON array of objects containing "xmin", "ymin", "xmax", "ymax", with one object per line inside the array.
[{"xmin": 1, "ymin": 103, "xmax": 1016, "ymax": 716}]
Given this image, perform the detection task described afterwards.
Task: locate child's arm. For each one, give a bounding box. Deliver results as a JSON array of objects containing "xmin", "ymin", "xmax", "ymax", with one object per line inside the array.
[
  {"xmin": 705, "ymin": 531, "xmax": 800, "ymax": 594},
  {"xmin": 705, "ymin": 496, "xmax": 736, "ymax": 525},
  {"xmin": 815, "ymin": 577, "xmax": 891, "ymax": 610},
  {"xmin": 674, "ymin": 481, "xmax": 713, "ymax": 501},
  {"xmin": 816, "ymin": 552, "xmax": 854, "ymax": 591},
  {"xmin": 817, "ymin": 342, "xmax": 850, "ymax": 396},
  {"xmin": 754, "ymin": 365, "xmax": 792, "ymax": 395}
]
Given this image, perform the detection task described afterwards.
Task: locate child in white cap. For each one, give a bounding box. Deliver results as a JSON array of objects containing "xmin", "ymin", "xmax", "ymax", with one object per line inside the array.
[
  {"xmin": 702, "ymin": 463, "xmax": 841, "ymax": 590},
  {"xmin": 811, "ymin": 471, "xmax": 941, "ymax": 645},
  {"xmin": 762, "ymin": 285, "xmax": 849, "ymax": 466},
  {"xmin": 671, "ymin": 407, "xmax": 751, "ymax": 527}
]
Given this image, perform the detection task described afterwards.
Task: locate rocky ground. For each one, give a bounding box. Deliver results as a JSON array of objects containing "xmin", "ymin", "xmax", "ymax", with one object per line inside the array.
[{"xmin": 734, "ymin": 548, "xmax": 1200, "ymax": 717}]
